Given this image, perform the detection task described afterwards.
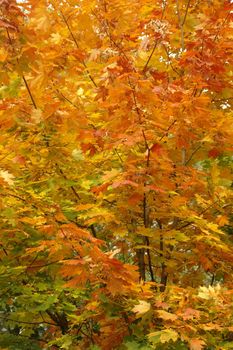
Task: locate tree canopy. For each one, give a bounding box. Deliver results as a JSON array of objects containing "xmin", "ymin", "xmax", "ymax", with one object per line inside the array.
[{"xmin": 0, "ymin": 0, "xmax": 233, "ymax": 349}]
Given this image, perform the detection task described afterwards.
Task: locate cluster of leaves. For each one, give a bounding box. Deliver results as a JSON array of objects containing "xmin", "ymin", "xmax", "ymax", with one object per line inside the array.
[{"xmin": 0, "ymin": 0, "xmax": 232, "ymax": 349}]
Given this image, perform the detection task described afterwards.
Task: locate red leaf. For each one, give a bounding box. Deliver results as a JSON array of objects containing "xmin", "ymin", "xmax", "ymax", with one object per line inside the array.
[
  {"xmin": 208, "ymin": 148, "xmax": 220, "ymax": 158},
  {"xmin": 150, "ymin": 143, "xmax": 163, "ymax": 155}
]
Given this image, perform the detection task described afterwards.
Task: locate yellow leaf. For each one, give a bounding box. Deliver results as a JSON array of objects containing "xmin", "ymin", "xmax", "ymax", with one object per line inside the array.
[
  {"xmin": 132, "ymin": 300, "xmax": 151, "ymax": 316},
  {"xmin": 76, "ymin": 204, "xmax": 94, "ymax": 211},
  {"xmin": 50, "ymin": 32, "xmax": 62, "ymax": 44},
  {"xmin": 160, "ymin": 329, "xmax": 178, "ymax": 343},
  {"xmin": 210, "ymin": 163, "xmax": 220, "ymax": 185},
  {"xmin": 201, "ymin": 135, "xmax": 213, "ymax": 143},
  {"xmin": 157, "ymin": 310, "xmax": 178, "ymax": 321},
  {"xmin": 148, "ymin": 329, "xmax": 178, "ymax": 344},
  {"xmin": 0, "ymin": 169, "xmax": 14, "ymax": 186},
  {"xmin": 30, "ymin": 7, "xmax": 50, "ymax": 33},
  {"xmin": 20, "ymin": 217, "xmax": 46, "ymax": 226},
  {"xmin": 138, "ymin": 227, "xmax": 154, "ymax": 237},
  {"xmin": 198, "ymin": 284, "xmax": 221, "ymax": 300}
]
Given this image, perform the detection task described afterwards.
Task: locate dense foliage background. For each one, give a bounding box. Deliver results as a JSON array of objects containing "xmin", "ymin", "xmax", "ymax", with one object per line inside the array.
[{"xmin": 0, "ymin": 0, "xmax": 232, "ymax": 349}]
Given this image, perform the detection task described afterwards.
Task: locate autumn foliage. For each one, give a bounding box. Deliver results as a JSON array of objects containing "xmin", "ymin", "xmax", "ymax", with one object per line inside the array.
[{"xmin": 0, "ymin": 0, "xmax": 233, "ymax": 349}]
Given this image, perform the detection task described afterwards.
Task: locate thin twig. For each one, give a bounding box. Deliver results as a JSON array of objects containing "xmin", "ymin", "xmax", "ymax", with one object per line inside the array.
[
  {"xmin": 176, "ymin": 0, "xmax": 191, "ymax": 51},
  {"xmin": 185, "ymin": 145, "xmax": 202, "ymax": 165},
  {"xmin": 6, "ymin": 28, "xmax": 37, "ymax": 108},
  {"xmin": 143, "ymin": 2, "xmax": 167, "ymax": 73},
  {"xmin": 22, "ymin": 75, "xmax": 37, "ymax": 109},
  {"xmin": 26, "ymin": 260, "xmax": 61, "ymax": 269},
  {"xmin": 182, "ymin": 0, "xmax": 191, "ymax": 26},
  {"xmin": 143, "ymin": 40, "xmax": 158, "ymax": 73},
  {"xmin": 57, "ymin": 165, "xmax": 81, "ymax": 200},
  {"xmin": 0, "ymin": 316, "xmax": 56, "ymax": 327},
  {"xmin": 159, "ymin": 119, "xmax": 177, "ymax": 141},
  {"xmin": 56, "ymin": 89, "xmax": 80, "ymax": 109},
  {"xmin": 60, "ymin": 11, "xmax": 97, "ymax": 87},
  {"xmin": 114, "ymin": 149, "xmax": 124, "ymax": 164}
]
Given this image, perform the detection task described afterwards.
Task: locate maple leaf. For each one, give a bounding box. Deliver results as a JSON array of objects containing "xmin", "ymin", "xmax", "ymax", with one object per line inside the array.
[
  {"xmin": 198, "ymin": 284, "xmax": 221, "ymax": 300},
  {"xmin": 216, "ymin": 215, "xmax": 229, "ymax": 226},
  {"xmin": 132, "ymin": 300, "xmax": 151, "ymax": 316},
  {"xmin": 72, "ymin": 148, "xmax": 84, "ymax": 161},
  {"xmin": 157, "ymin": 310, "xmax": 178, "ymax": 321},
  {"xmin": 189, "ymin": 338, "xmax": 206, "ymax": 350},
  {"xmin": 148, "ymin": 329, "xmax": 178, "ymax": 344},
  {"xmin": 50, "ymin": 33, "xmax": 62, "ymax": 45},
  {"xmin": 91, "ymin": 182, "xmax": 110, "ymax": 194},
  {"xmin": 0, "ymin": 169, "xmax": 14, "ymax": 185},
  {"xmin": 181, "ymin": 308, "xmax": 200, "ymax": 321}
]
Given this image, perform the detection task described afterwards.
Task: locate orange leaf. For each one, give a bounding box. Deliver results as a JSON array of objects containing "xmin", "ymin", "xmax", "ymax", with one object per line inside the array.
[
  {"xmin": 91, "ymin": 182, "xmax": 110, "ymax": 194},
  {"xmin": 216, "ymin": 215, "xmax": 229, "ymax": 226},
  {"xmin": 189, "ymin": 338, "xmax": 206, "ymax": 350}
]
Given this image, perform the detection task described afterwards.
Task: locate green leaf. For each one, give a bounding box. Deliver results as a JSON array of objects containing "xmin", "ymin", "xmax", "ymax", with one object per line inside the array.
[
  {"xmin": 89, "ymin": 346, "xmax": 101, "ymax": 350},
  {"xmin": 48, "ymin": 335, "xmax": 73, "ymax": 349}
]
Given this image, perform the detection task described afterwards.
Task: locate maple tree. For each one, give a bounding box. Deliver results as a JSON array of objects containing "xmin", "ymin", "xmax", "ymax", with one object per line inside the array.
[{"xmin": 0, "ymin": 0, "xmax": 233, "ymax": 349}]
